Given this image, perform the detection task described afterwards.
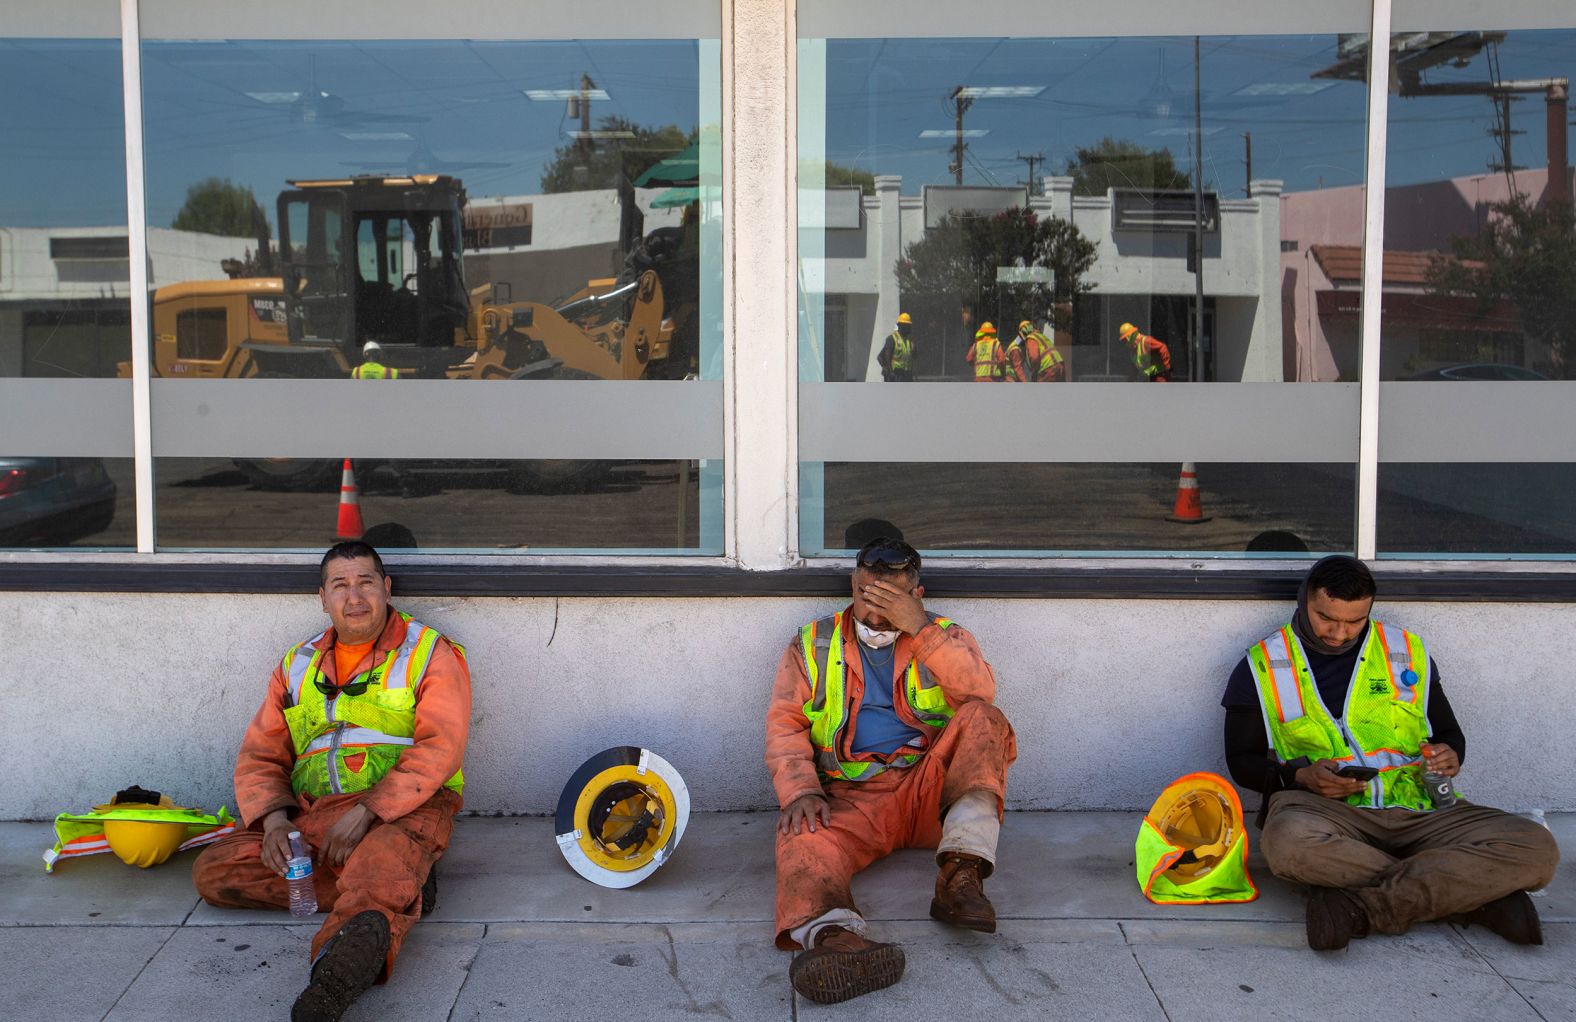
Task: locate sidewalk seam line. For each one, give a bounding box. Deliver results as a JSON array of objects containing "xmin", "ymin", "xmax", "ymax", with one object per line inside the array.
[
  {"xmin": 97, "ymin": 923, "xmax": 184, "ymax": 1022},
  {"xmin": 1119, "ymin": 921, "xmax": 1174, "ymax": 1022},
  {"xmin": 1449, "ymin": 923, "xmax": 1550, "ymax": 1022},
  {"xmin": 443, "ymin": 921, "xmax": 487, "ymax": 1022}
]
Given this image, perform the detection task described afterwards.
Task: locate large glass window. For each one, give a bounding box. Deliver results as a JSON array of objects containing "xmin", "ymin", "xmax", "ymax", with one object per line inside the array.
[
  {"xmin": 138, "ymin": 3, "xmax": 723, "ymax": 552},
  {"xmin": 1377, "ymin": 7, "xmax": 1576, "ymax": 557},
  {"xmin": 797, "ymin": 6, "xmax": 1370, "ymax": 556},
  {"xmin": 0, "ymin": 1, "xmax": 134, "ymax": 549}
]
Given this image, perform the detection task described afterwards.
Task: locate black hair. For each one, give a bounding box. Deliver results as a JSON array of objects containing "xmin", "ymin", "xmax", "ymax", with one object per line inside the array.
[
  {"xmin": 319, "ymin": 541, "xmax": 387, "ymax": 586},
  {"xmin": 1305, "ymin": 555, "xmax": 1375, "ymax": 602}
]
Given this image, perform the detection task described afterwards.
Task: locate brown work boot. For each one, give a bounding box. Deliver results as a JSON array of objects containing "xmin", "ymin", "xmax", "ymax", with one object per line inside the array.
[
  {"xmin": 1305, "ymin": 887, "xmax": 1370, "ymax": 951},
  {"xmin": 929, "ymin": 853, "xmax": 997, "ymax": 933},
  {"xmin": 421, "ymin": 864, "xmax": 438, "ymax": 917},
  {"xmin": 291, "ymin": 910, "xmax": 391, "ymax": 1022},
  {"xmin": 789, "ymin": 925, "xmax": 905, "ymax": 1004},
  {"xmin": 1459, "ymin": 891, "xmax": 1543, "ymax": 946}
]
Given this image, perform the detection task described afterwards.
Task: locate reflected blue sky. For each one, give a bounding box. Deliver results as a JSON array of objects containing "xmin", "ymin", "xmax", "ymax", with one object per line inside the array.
[
  {"xmin": 1, "ymin": 29, "xmax": 1571, "ymax": 228},
  {"xmin": 814, "ymin": 31, "xmax": 1575, "ymax": 195},
  {"xmin": 1, "ymin": 37, "xmax": 705, "ymax": 228}
]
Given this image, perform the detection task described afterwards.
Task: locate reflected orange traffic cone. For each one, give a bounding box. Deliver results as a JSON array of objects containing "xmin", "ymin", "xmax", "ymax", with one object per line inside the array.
[
  {"xmin": 335, "ymin": 459, "xmax": 365, "ymax": 540},
  {"xmin": 1166, "ymin": 462, "xmax": 1211, "ymax": 524}
]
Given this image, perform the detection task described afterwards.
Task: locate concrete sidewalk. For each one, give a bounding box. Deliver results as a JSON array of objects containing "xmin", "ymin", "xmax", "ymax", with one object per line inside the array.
[{"xmin": 5, "ymin": 812, "xmax": 1572, "ymax": 1022}]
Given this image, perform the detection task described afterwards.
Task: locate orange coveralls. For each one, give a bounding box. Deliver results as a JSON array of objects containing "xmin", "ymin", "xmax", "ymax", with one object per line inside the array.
[
  {"xmin": 766, "ymin": 611, "xmax": 1016, "ymax": 948},
  {"xmin": 192, "ymin": 608, "xmax": 470, "ymax": 979}
]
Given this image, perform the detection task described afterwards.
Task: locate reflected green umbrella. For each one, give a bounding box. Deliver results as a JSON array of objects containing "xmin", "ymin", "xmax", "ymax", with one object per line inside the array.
[{"xmin": 633, "ymin": 142, "xmax": 700, "ymax": 186}]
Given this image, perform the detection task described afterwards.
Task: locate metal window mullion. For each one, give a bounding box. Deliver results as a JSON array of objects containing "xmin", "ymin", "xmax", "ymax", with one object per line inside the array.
[
  {"xmin": 1355, "ymin": 0, "xmax": 1393, "ymax": 561},
  {"xmin": 119, "ymin": 0, "xmax": 154, "ymax": 553}
]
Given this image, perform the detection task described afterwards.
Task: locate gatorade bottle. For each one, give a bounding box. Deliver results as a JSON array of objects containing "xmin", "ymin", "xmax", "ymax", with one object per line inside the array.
[
  {"xmin": 1420, "ymin": 740, "xmax": 1457, "ymax": 810},
  {"xmin": 286, "ymin": 831, "xmax": 318, "ymax": 917}
]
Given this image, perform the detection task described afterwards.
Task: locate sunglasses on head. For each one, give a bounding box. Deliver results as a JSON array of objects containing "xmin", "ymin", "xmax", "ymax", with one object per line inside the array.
[{"xmin": 857, "ymin": 540, "xmax": 919, "ymax": 571}]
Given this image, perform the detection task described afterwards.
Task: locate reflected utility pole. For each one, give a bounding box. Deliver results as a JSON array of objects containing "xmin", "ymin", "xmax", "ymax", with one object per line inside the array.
[
  {"xmin": 1191, "ymin": 36, "xmax": 1205, "ymax": 382},
  {"xmin": 1016, "ymin": 151, "xmax": 1046, "ymax": 195},
  {"xmin": 948, "ymin": 86, "xmax": 974, "ymax": 185}
]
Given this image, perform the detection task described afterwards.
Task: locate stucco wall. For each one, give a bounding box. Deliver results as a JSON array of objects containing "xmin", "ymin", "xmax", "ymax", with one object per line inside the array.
[{"xmin": 4, "ymin": 590, "xmax": 1569, "ymax": 821}]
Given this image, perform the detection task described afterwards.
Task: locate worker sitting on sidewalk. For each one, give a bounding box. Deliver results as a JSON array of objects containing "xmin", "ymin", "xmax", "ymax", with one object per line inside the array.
[
  {"xmin": 767, "ymin": 536, "xmax": 1017, "ymax": 1004},
  {"xmin": 193, "ymin": 541, "xmax": 470, "ymax": 1022},
  {"xmin": 1221, "ymin": 555, "xmax": 1558, "ymax": 951}
]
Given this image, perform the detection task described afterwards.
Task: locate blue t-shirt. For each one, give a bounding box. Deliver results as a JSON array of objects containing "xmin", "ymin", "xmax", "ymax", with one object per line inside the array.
[{"xmin": 849, "ymin": 639, "xmax": 924, "ymax": 756}]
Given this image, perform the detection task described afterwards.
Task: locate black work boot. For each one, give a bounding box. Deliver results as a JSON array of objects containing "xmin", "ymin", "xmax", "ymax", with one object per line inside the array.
[
  {"xmin": 1305, "ymin": 887, "xmax": 1371, "ymax": 950},
  {"xmin": 291, "ymin": 910, "xmax": 391, "ymax": 1022},
  {"xmin": 1459, "ymin": 890, "xmax": 1543, "ymax": 945},
  {"xmin": 421, "ymin": 865, "xmax": 438, "ymax": 917},
  {"xmin": 929, "ymin": 853, "xmax": 997, "ymax": 933},
  {"xmin": 789, "ymin": 925, "xmax": 905, "ymax": 1004}
]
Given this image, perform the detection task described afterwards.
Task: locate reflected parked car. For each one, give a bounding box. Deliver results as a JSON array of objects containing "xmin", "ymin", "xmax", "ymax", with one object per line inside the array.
[
  {"xmin": 1403, "ymin": 363, "xmax": 1550, "ymax": 381},
  {"xmin": 0, "ymin": 458, "xmax": 117, "ymax": 546}
]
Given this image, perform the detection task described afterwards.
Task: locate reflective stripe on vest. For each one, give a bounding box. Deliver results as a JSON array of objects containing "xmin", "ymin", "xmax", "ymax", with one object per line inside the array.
[
  {"xmin": 280, "ymin": 613, "xmax": 462, "ymax": 797},
  {"xmin": 1247, "ymin": 621, "xmax": 1434, "ymax": 810},
  {"xmin": 1029, "ymin": 334, "xmax": 1063, "ymax": 379},
  {"xmin": 889, "ymin": 332, "xmax": 913, "ymax": 371},
  {"xmin": 799, "ymin": 610, "xmax": 956, "ymax": 782},
  {"xmin": 970, "ymin": 339, "xmax": 1003, "ymax": 380}
]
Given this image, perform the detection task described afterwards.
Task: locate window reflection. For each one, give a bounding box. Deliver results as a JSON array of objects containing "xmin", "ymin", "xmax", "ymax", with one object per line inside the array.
[{"xmin": 799, "ymin": 34, "xmax": 1369, "ymax": 385}]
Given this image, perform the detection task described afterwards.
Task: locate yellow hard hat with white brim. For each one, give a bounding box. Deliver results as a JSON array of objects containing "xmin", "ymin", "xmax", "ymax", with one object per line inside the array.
[{"xmin": 554, "ymin": 747, "xmax": 690, "ymax": 889}]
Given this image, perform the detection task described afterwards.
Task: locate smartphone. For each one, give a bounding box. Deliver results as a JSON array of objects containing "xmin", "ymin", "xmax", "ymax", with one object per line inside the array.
[{"xmin": 1335, "ymin": 765, "xmax": 1379, "ymax": 781}]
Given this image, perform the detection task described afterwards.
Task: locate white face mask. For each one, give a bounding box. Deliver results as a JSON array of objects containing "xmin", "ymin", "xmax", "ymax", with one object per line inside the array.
[{"xmin": 854, "ymin": 619, "xmax": 899, "ymax": 649}]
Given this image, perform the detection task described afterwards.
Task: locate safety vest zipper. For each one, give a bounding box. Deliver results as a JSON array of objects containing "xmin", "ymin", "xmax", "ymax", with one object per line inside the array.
[{"xmin": 325, "ymin": 694, "xmax": 344, "ymax": 795}]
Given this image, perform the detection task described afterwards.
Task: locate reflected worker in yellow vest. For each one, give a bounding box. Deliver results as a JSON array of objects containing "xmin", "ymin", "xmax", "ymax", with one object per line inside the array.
[
  {"xmin": 766, "ymin": 536, "xmax": 1017, "ymax": 1003},
  {"xmin": 193, "ymin": 542, "xmax": 470, "ymax": 1022},
  {"xmin": 1221, "ymin": 555, "xmax": 1558, "ymax": 951},
  {"xmin": 351, "ymin": 340, "xmax": 399, "ymax": 380},
  {"xmin": 876, "ymin": 312, "xmax": 916, "ymax": 382}
]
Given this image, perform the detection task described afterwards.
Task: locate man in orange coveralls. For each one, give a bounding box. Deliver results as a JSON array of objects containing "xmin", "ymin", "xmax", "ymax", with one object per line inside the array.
[
  {"xmin": 767, "ymin": 536, "xmax": 1017, "ymax": 1004},
  {"xmin": 193, "ymin": 541, "xmax": 470, "ymax": 1022}
]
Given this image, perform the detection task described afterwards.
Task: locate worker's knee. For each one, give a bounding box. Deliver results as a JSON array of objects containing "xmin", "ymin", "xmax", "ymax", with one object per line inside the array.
[
  {"xmin": 949, "ymin": 699, "xmax": 1011, "ymax": 736},
  {"xmin": 190, "ymin": 838, "xmax": 257, "ymax": 905}
]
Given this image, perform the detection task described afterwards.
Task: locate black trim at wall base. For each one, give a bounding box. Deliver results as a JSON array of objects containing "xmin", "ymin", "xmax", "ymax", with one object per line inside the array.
[{"xmin": 1, "ymin": 562, "xmax": 1574, "ymax": 601}]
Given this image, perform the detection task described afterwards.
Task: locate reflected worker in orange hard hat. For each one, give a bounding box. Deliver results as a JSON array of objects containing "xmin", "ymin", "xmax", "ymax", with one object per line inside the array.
[
  {"xmin": 1119, "ymin": 322, "xmax": 1172, "ymax": 382},
  {"xmin": 1005, "ymin": 320, "xmax": 1065, "ymax": 383},
  {"xmin": 965, "ymin": 321, "xmax": 1006, "ymax": 382},
  {"xmin": 877, "ymin": 312, "xmax": 917, "ymax": 382}
]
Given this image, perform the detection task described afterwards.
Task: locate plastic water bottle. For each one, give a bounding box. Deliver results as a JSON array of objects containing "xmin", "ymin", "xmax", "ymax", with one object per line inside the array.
[
  {"xmin": 1528, "ymin": 810, "xmax": 1551, "ymax": 898},
  {"xmin": 286, "ymin": 831, "xmax": 317, "ymax": 917}
]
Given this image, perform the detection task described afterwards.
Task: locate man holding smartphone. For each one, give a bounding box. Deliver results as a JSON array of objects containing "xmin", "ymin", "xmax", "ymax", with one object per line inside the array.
[
  {"xmin": 1220, "ymin": 555, "xmax": 1558, "ymax": 950},
  {"xmin": 766, "ymin": 536, "xmax": 1016, "ymax": 1003}
]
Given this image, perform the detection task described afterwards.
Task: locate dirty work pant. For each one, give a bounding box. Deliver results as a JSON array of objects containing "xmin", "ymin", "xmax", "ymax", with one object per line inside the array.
[
  {"xmin": 192, "ymin": 788, "xmax": 462, "ymax": 979},
  {"xmin": 1261, "ymin": 790, "xmax": 1559, "ymax": 934},
  {"xmin": 775, "ymin": 699, "xmax": 1017, "ymax": 949}
]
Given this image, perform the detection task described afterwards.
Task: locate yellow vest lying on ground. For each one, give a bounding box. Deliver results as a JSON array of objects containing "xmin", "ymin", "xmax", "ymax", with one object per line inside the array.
[
  {"xmin": 1136, "ymin": 772, "xmax": 1256, "ymax": 904},
  {"xmin": 282, "ymin": 613, "xmax": 464, "ymax": 798},
  {"xmin": 1247, "ymin": 620, "xmax": 1435, "ymax": 811},
  {"xmin": 800, "ymin": 610, "xmax": 957, "ymax": 782},
  {"xmin": 46, "ymin": 795, "xmax": 234, "ymax": 873}
]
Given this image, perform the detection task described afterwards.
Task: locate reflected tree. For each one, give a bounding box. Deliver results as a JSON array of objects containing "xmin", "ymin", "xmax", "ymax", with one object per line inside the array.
[
  {"xmin": 539, "ymin": 116, "xmax": 695, "ymax": 193},
  {"xmin": 1065, "ymin": 137, "xmax": 1191, "ymax": 197},
  {"xmin": 894, "ymin": 207, "xmax": 1096, "ymax": 334},
  {"xmin": 1427, "ymin": 195, "xmax": 1576, "ymax": 379},
  {"xmin": 171, "ymin": 177, "xmax": 273, "ymax": 277}
]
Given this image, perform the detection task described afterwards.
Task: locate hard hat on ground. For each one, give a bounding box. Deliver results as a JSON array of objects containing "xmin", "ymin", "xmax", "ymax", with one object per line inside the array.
[
  {"xmin": 976, "ymin": 322, "xmax": 997, "ymax": 338},
  {"xmin": 362, "ymin": 341, "xmax": 384, "ymax": 359},
  {"xmin": 896, "ymin": 312, "xmax": 913, "ymax": 325},
  {"xmin": 1135, "ymin": 772, "xmax": 1257, "ymax": 904},
  {"xmin": 1119, "ymin": 322, "xmax": 1138, "ymax": 341},
  {"xmin": 44, "ymin": 786, "xmax": 235, "ymax": 872},
  {"xmin": 555, "ymin": 746, "xmax": 690, "ymax": 889}
]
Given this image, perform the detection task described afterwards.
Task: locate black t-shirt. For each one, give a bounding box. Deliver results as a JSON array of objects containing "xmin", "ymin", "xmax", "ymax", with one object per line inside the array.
[{"xmin": 1220, "ymin": 623, "xmax": 1464, "ymax": 795}]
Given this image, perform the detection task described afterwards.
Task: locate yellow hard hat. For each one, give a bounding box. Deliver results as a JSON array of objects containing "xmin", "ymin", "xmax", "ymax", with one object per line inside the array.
[
  {"xmin": 556, "ymin": 746, "xmax": 690, "ymax": 889},
  {"xmin": 102, "ymin": 819, "xmax": 187, "ymax": 868},
  {"xmin": 1148, "ymin": 774, "xmax": 1238, "ymax": 879},
  {"xmin": 1119, "ymin": 322, "xmax": 1139, "ymax": 340},
  {"xmin": 896, "ymin": 312, "xmax": 913, "ymax": 325},
  {"xmin": 1018, "ymin": 320, "xmax": 1033, "ymax": 334},
  {"xmin": 976, "ymin": 322, "xmax": 997, "ymax": 338}
]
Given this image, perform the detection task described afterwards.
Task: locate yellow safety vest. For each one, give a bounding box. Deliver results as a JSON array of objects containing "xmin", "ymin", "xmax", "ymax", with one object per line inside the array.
[
  {"xmin": 888, "ymin": 332, "xmax": 913, "ymax": 372},
  {"xmin": 969, "ymin": 339, "xmax": 1003, "ymax": 381},
  {"xmin": 282, "ymin": 613, "xmax": 464, "ymax": 798},
  {"xmin": 799, "ymin": 610, "xmax": 957, "ymax": 782},
  {"xmin": 352, "ymin": 362, "xmax": 399, "ymax": 380},
  {"xmin": 1027, "ymin": 333, "xmax": 1063, "ymax": 380},
  {"xmin": 1247, "ymin": 621, "xmax": 1435, "ymax": 811}
]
